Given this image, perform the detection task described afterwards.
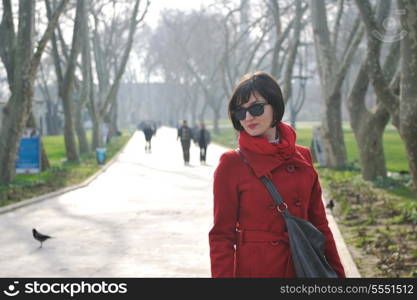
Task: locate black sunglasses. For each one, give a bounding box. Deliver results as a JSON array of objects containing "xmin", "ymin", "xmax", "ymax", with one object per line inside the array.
[{"xmin": 233, "ymin": 102, "xmax": 269, "ymax": 121}]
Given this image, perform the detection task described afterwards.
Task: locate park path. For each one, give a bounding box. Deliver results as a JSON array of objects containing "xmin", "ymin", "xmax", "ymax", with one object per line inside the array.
[{"xmin": 0, "ymin": 127, "xmax": 359, "ymax": 277}]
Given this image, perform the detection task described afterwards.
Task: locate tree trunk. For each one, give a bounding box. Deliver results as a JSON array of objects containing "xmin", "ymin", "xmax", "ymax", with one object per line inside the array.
[
  {"xmin": 355, "ymin": 0, "xmax": 400, "ymax": 126},
  {"xmin": 321, "ymin": 90, "xmax": 348, "ymax": 168},
  {"xmin": 0, "ymin": 0, "xmax": 16, "ymax": 86},
  {"xmin": 74, "ymin": 96, "xmax": 89, "ymax": 154},
  {"xmin": 74, "ymin": 0, "xmax": 90, "ymax": 155},
  {"xmin": 348, "ymin": 10, "xmax": 399, "ymax": 181},
  {"xmin": 43, "ymin": 85, "xmax": 61, "ymax": 135},
  {"xmin": 212, "ymin": 109, "xmax": 221, "ymax": 135},
  {"xmin": 398, "ymin": 0, "xmax": 417, "ymax": 195},
  {"xmin": 91, "ymin": 118, "xmax": 100, "ymax": 149},
  {"xmin": 89, "ymin": 82, "xmax": 102, "ymax": 149},
  {"xmin": 0, "ymin": 96, "xmax": 33, "ymax": 183},
  {"xmin": 198, "ymin": 101, "xmax": 208, "ymax": 125},
  {"xmin": 358, "ymin": 118, "xmax": 389, "ymax": 180},
  {"xmin": 310, "ymin": 0, "xmax": 344, "ymax": 168},
  {"xmin": 347, "ymin": 62, "xmax": 390, "ymax": 180},
  {"xmin": 357, "ymin": 0, "xmax": 417, "ymax": 195},
  {"xmin": 59, "ymin": 0, "xmax": 85, "ymax": 162},
  {"xmin": 290, "ymin": 108, "xmax": 297, "ymax": 129},
  {"xmin": 282, "ymin": 0, "xmax": 303, "ymax": 104},
  {"xmin": 0, "ymin": 1, "xmax": 35, "ymax": 183},
  {"xmin": 108, "ymin": 100, "xmax": 119, "ymax": 142},
  {"xmin": 309, "ymin": 0, "xmax": 361, "ymax": 168}
]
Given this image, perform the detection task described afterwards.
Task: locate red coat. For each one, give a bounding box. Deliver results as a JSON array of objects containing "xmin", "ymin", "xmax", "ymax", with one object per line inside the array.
[{"xmin": 209, "ymin": 122, "xmax": 345, "ymax": 278}]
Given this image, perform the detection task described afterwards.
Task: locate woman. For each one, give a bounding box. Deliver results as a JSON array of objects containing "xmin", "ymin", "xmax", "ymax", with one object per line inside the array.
[{"xmin": 208, "ymin": 71, "xmax": 345, "ymax": 278}]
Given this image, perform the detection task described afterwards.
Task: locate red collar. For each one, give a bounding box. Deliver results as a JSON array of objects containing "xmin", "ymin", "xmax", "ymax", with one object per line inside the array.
[{"xmin": 238, "ymin": 122, "xmax": 311, "ymax": 177}]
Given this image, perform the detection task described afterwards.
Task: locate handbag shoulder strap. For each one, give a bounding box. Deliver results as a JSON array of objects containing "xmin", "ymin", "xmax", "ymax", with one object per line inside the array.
[{"xmin": 236, "ymin": 148, "xmax": 287, "ymax": 210}]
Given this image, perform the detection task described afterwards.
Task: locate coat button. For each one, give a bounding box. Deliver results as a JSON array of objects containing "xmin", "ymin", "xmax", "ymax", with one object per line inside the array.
[
  {"xmin": 286, "ymin": 165, "xmax": 295, "ymax": 172},
  {"xmin": 294, "ymin": 200, "xmax": 301, "ymax": 207},
  {"xmin": 270, "ymin": 241, "xmax": 280, "ymax": 246}
]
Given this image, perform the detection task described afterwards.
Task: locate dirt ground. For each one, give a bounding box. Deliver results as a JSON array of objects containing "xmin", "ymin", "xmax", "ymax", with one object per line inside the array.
[{"xmin": 330, "ymin": 191, "xmax": 417, "ymax": 278}]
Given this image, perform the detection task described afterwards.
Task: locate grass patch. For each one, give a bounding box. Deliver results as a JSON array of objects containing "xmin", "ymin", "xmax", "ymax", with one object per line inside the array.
[
  {"xmin": 212, "ymin": 125, "xmax": 410, "ymax": 172},
  {"xmin": 212, "ymin": 130, "xmax": 238, "ymax": 149},
  {"xmin": 324, "ymin": 170, "xmax": 417, "ymax": 277},
  {"xmin": 0, "ymin": 133, "xmax": 131, "ymax": 207}
]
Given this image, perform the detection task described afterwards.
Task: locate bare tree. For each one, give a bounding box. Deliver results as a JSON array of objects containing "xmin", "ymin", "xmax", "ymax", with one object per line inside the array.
[
  {"xmin": 309, "ymin": 0, "xmax": 363, "ymax": 168},
  {"xmin": 288, "ymin": 46, "xmax": 310, "ymax": 128},
  {"xmin": 74, "ymin": 0, "xmax": 90, "ymax": 154},
  {"xmin": 281, "ymin": 0, "xmax": 304, "ymax": 104},
  {"xmin": 38, "ymin": 61, "xmax": 61, "ymax": 135},
  {"xmin": 347, "ymin": 1, "xmax": 400, "ymax": 181},
  {"xmin": 267, "ymin": 0, "xmax": 307, "ymax": 81},
  {"xmin": 356, "ymin": 0, "xmax": 417, "ymax": 195},
  {"xmin": 90, "ymin": 0, "xmax": 149, "ymax": 148},
  {"xmin": 146, "ymin": 9, "xmax": 226, "ymax": 132},
  {"xmin": 60, "ymin": 0, "xmax": 85, "ymax": 162},
  {"xmin": 0, "ymin": 0, "xmax": 69, "ymax": 184}
]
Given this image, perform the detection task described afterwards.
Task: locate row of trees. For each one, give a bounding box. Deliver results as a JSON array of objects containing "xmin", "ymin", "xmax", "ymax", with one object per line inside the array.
[
  {"xmin": 0, "ymin": 0, "xmax": 416, "ymax": 197},
  {"xmin": 0, "ymin": 0, "xmax": 149, "ymax": 184},
  {"xmin": 142, "ymin": 0, "xmax": 417, "ymax": 196}
]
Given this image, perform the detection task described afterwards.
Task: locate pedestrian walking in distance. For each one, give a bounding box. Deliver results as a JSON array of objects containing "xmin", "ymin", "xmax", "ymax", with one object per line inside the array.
[
  {"xmin": 143, "ymin": 123, "xmax": 154, "ymax": 153},
  {"xmin": 32, "ymin": 228, "xmax": 53, "ymax": 248},
  {"xmin": 196, "ymin": 122, "xmax": 211, "ymax": 165},
  {"xmin": 209, "ymin": 71, "xmax": 345, "ymax": 278},
  {"xmin": 177, "ymin": 120, "xmax": 192, "ymax": 166}
]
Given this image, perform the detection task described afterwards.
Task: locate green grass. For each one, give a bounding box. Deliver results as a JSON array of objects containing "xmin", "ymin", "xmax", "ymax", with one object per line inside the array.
[
  {"xmin": 0, "ymin": 132, "xmax": 131, "ymax": 207},
  {"xmin": 212, "ymin": 130, "xmax": 238, "ymax": 149},
  {"xmin": 212, "ymin": 126, "xmax": 409, "ymax": 172},
  {"xmin": 297, "ymin": 127, "xmax": 408, "ymax": 172},
  {"xmin": 43, "ymin": 135, "xmax": 66, "ymax": 162}
]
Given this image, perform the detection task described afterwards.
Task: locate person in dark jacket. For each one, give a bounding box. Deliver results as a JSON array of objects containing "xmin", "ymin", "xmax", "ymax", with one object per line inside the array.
[
  {"xmin": 143, "ymin": 123, "xmax": 154, "ymax": 153},
  {"xmin": 196, "ymin": 122, "xmax": 211, "ymax": 165},
  {"xmin": 208, "ymin": 71, "xmax": 345, "ymax": 278},
  {"xmin": 177, "ymin": 120, "xmax": 192, "ymax": 165}
]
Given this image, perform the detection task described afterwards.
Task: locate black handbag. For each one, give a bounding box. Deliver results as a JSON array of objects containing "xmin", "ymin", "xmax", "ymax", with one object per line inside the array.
[{"xmin": 237, "ymin": 149, "xmax": 338, "ymax": 278}]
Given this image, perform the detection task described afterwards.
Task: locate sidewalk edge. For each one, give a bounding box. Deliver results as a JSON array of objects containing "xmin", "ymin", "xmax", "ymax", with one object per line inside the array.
[{"xmin": 325, "ymin": 206, "xmax": 362, "ymax": 278}]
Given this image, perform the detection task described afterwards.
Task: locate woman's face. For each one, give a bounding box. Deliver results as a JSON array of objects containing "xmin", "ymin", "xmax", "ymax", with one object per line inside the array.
[{"xmin": 238, "ymin": 92, "xmax": 276, "ymax": 140}]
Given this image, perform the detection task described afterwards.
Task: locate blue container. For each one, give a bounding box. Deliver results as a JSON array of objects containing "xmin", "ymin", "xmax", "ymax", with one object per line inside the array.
[{"xmin": 96, "ymin": 148, "xmax": 107, "ymax": 164}]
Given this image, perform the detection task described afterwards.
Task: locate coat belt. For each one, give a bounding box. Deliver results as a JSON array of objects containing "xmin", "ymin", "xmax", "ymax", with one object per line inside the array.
[{"xmin": 236, "ymin": 228, "xmax": 289, "ymax": 244}]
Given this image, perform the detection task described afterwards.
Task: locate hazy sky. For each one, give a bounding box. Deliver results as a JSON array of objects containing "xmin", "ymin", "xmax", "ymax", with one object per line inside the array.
[{"xmin": 145, "ymin": 0, "xmax": 208, "ymax": 28}]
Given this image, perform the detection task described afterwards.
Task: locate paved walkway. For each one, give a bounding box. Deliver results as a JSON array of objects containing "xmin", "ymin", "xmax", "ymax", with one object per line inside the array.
[{"xmin": 0, "ymin": 127, "xmax": 360, "ymax": 277}]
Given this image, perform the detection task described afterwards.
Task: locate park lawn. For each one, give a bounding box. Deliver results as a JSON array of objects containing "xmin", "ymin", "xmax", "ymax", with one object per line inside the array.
[
  {"xmin": 212, "ymin": 126, "xmax": 409, "ymax": 172},
  {"xmin": 296, "ymin": 127, "xmax": 409, "ymax": 172},
  {"xmin": 0, "ymin": 132, "xmax": 131, "ymax": 207}
]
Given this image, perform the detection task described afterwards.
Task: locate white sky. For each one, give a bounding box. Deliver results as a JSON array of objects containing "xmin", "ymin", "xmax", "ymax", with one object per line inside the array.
[{"xmin": 144, "ymin": 0, "xmax": 208, "ymax": 28}]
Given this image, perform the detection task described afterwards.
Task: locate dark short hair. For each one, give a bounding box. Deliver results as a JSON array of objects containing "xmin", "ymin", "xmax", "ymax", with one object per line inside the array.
[{"xmin": 227, "ymin": 71, "xmax": 285, "ymax": 131}]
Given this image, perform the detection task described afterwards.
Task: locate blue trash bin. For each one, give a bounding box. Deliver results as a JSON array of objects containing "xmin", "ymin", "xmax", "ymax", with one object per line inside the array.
[{"xmin": 96, "ymin": 148, "xmax": 107, "ymax": 165}]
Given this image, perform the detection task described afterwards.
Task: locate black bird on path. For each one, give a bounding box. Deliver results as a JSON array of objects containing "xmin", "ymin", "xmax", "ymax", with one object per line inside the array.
[
  {"xmin": 32, "ymin": 228, "xmax": 53, "ymax": 248},
  {"xmin": 326, "ymin": 199, "xmax": 335, "ymax": 211}
]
